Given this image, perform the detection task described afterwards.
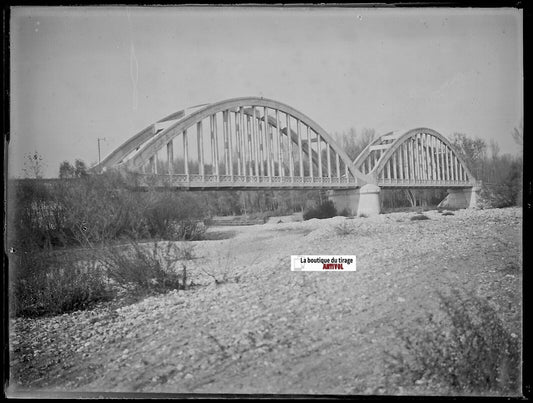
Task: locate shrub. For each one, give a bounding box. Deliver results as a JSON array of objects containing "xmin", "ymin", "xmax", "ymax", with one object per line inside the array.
[
  {"xmin": 410, "ymin": 214, "xmax": 430, "ymax": 221},
  {"xmin": 303, "ymin": 200, "xmax": 337, "ymax": 220},
  {"xmin": 9, "ymin": 238, "xmax": 197, "ymax": 317},
  {"xmin": 169, "ymin": 219, "xmax": 207, "ymax": 241},
  {"xmin": 7, "ymin": 173, "xmax": 212, "ymax": 250},
  {"xmin": 7, "ymin": 174, "xmax": 210, "ymax": 317},
  {"xmin": 335, "ymin": 221, "xmax": 354, "ymax": 237},
  {"xmin": 7, "ymin": 173, "xmax": 147, "ymax": 248},
  {"xmin": 95, "ymin": 240, "xmax": 194, "ymax": 294},
  {"xmin": 57, "ymin": 175, "xmax": 151, "ymax": 245},
  {"xmin": 479, "ymin": 184, "xmax": 519, "ymax": 209},
  {"xmin": 7, "ymin": 179, "xmax": 63, "ymax": 250},
  {"xmin": 144, "ymin": 192, "xmax": 208, "ymax": 240},
  {"xmin": 9, "ymin": 247, "xmax": 112, "ymax": 317},
  {"xmin": 385, "ymin": 290, "xmax": 520, "ymax": 395},
  {"xmin": 198, "ymin": 245, "xmax": 242, "ymax": 285}
]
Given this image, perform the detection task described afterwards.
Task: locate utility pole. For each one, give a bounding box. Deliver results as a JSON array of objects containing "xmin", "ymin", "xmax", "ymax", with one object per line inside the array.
[{"xmin": 97, "ymin": 137, "xmax": 106, "ymax": 164}]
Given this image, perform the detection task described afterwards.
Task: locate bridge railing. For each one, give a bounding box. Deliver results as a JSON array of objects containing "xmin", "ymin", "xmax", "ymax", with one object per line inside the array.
[
  {"xmin": 377, "ymin": 178, "xmax": 476, "ymax": 187},
  {"xmin": 133, "ymin": 173, "xmax": 359, "ymax": 188}
]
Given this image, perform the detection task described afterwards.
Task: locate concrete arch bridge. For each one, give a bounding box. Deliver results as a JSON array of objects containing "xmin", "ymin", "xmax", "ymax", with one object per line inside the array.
[{"xmin": 92, "ymin": 97, "xmax": 480, "ymax": 215}]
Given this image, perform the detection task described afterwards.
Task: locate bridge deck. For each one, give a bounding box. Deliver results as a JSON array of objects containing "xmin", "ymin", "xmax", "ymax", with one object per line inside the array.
[
  {"xmin": 9, "ymin": 176, "xmax": 476, "ymax": 191},
  {"xmin": 133, "ymin": 174, "xmax": 359, "ymax": 190},
  {"xmin": 131, "ymin": 174, "xmax": 475, "ymax": 190},
  {"xmin": 377, "ymin": 178, "xmax": 474, "ymax": 188}
]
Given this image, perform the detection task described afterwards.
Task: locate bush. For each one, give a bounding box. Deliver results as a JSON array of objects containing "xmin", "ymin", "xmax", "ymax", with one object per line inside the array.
[
  {"xmin": 10, "ymin": 247, "xmax": 112, "ymax": 317},
  {"xmin": 9, "ymin": 237, "xmax": 197, "ymax": 317},
  {"xmin": 335, "ymin": 221, "xmax": 354, "ymax": 237},
  {"xmin": 7, "ymin": 179, "xmax": 64, "ymax": 250},
  {"xmin": 144, "ymin": 192, "xmax": 208, "ymax": 240},
  {"xmin": 7, "ymin": 173, "xmax": 211, "ymax": 249},
  {"xmin": 303, "ymin": 200, "xmax": 337, "ymax": 220},
  {"xmin": 95, "ymin": 240, "xmax": 193, "ymax": 294},
  {"xmin": 479, "ymin": 182, "xmax": 521, "ymax": 209},
  {"xmin": 386, "ymin": 290, "xmax": 520, "ymax": 395},
  {"xmin": 410, "ymin": 214, "xmax": 430, "ymax": 221},
  {"xmin": 57, "ymin": 173, "xmax": 152, "ymax": 244},
  {"xmin": 7, "ymin": 174, "xmax": 211, "ymax": 317},
  {"xmin": 169, "ymin": 219, "xmax": 207, "ymax": 240},
  {"xmin": 7, "ymin": 174, "xmax": 144, "ymax": 249}
]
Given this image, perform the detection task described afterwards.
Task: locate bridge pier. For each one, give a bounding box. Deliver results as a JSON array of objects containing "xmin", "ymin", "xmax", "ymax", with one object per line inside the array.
[
  {"xmin": 438, "ymin": 185, "xmax": 481, "ymax": 209},
  {"xmin": 328, "ymin": 184, "xmax": 381, "ymax": 217}
]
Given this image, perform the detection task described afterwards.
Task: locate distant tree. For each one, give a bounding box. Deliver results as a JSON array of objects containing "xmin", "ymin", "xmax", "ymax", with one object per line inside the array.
[
  {"xmin": 335, "ymin": 128, "xmax": 375, "ymax": 161},
  {"xmin": 449, "ymin": 130, "xmax": 522, "ymax": 208},
  {"xmin": 58, "ymin": 159, "xmax": 88, "ymax": 178},
  {"xmin": 451, "ymin": 133, "xmax": 487, "ymax": 179},
  {"xmin": 22, "ymin": 151, "xmax": 46, "ymax": 179},
  {"xmin": 59, "ymin": 161, "xmax": 76, "ymax": 178},
  {"xmin": 489, "ymin": 139, "xmax": 500, "ymax": 160},
  {"xmin": 74, "ymin": 159, "xmax": 88, "ymax": 177}
]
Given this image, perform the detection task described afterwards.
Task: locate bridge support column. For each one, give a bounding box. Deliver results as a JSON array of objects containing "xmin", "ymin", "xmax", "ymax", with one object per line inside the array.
[
  {"xmin": 328, "ymin": 184, "xmax": 381, "ymax": 217},
  {"xmin": 438, "ymin": 185, "xmax": 481, "ymax": 209}
]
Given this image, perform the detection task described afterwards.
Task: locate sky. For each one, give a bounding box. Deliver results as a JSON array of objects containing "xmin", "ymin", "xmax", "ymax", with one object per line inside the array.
[{"xmin": 9, "ymin": 6, "xmax": 523, "ymax": 178}]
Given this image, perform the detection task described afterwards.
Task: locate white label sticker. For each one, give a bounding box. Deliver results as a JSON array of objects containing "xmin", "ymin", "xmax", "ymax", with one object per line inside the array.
[{"xmin": 291, "ymin": 255, "xmax": 357, "ymax": 271}]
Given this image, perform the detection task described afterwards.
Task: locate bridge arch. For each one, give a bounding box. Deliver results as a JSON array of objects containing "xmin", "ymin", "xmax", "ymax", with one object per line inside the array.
[
  {"xmin": 94, "ymin": 97, "xmax": 373, "ymax": 189},
  {"xmin": 95, "ymin": 103, "xmax": 210, "ymax": 171},
  {"xmin": 353, "ymin": 127, "xmax": 477, "ymax": 187}
]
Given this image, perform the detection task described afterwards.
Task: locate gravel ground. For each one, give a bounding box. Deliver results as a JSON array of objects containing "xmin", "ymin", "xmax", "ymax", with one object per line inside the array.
[{"xmin": 7, "ymin": 207, "xmax": 523, "ymax": 397}]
